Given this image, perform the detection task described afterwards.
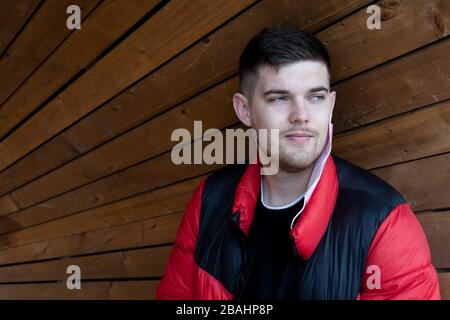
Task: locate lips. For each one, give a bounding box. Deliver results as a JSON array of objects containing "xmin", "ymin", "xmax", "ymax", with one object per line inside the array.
[
  {"xmin": 284, "ymin": 131, "xmax": 314, "ymax": 138},
  {"xmin": 284, "ymin": 131, "xmax": 314, "ymax": 144}
]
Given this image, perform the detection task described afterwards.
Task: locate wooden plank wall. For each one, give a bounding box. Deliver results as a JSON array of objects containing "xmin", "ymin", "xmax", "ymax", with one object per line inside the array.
[{"xmin": 0, "ymin": 0, "xmax": 448, "ymax": 299}]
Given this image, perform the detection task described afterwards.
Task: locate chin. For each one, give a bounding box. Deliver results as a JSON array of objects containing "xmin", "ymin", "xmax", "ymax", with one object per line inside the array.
[
  {"xmin": 278, "ymin": 147, "xmax": 320, "ymax": 172},
  {"xmin": 279, "ymin": 154, "xmax": 315, "ymax": 172}
]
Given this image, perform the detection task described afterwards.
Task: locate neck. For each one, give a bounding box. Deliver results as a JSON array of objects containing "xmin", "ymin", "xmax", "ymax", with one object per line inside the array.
[{"xmin": 261, "ymin": 162, "xmax": 315, "ymax": 207}]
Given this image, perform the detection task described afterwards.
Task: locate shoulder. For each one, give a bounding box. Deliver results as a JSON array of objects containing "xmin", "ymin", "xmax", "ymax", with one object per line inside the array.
[
  {"xmin": 332, "ymin": 154, "xmax": 406, "ymax": 209},
  {"xmin": 202, "ymin": 164, "xmax": 249, "ymax": 198},
  {"xmin": 360, "ymin": 202, "xmax": 440, "ymax": 299}
]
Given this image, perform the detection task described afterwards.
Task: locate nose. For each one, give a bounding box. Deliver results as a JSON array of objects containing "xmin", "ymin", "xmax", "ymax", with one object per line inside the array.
[{"xmin": 288, "ymin": 97, "xmax": 309, "ymax": 124}]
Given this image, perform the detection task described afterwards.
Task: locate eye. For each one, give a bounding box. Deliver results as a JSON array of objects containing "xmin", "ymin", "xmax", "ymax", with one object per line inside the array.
[
  {"xmin": 310, "ymin": 95, "xmax": 325, "ymax": 102},
  {"xmin": 268, "ymin": 96, "xmax": 288, "ymax": 103}
]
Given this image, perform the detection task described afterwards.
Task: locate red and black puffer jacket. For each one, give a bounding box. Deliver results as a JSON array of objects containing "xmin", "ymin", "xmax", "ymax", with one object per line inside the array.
[{"xmin": 156, "ymin": 154, "xmax": 441, "ymax": 300}]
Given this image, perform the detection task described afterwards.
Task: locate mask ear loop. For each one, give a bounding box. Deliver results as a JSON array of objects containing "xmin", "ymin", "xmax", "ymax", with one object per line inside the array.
[
  {"xmin": 289, "ymin": 109, "xmax": 334, "ymax": 230},
  {"xmin": 328, "ymin": 105, "xmax": 334, "ymax": 151}
]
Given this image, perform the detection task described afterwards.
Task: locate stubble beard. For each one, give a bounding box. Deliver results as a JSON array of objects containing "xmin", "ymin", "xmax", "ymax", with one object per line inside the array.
[{"xmin": 277, "ymin": 131, "xmax": 327, "ymax": 173}]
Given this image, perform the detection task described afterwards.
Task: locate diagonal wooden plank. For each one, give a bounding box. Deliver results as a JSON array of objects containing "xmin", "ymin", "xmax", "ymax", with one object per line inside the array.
[
  {"xmin": 0, "ymin": 0, "xmax": 372, "ymax": 199},
  {"xmin": 417, "ymin": 211, "xmax": 450, "ymax": 269},
  {"xmin": 0, "ymin": 149, "xmax": 218, "ymax": 230},
  {"xmin": 0, "ymin": 211, "xmax": 183, "ymax": 265},
  {"xmin": 0, "ymin": 176, "xmax": 202, "ymax": 250},
  {"xmin": 3, "ymin": 77, "xmax": 239, "ymax": 210},
  {"xmin": 438, "ymin": 273, "xmax": 450, "ymax": 300},
  {"xmin": 334, "ymin": 99, "xmax": 450, "ymax": 169},
  {"xmin": 332, "ymin": 38, "xmax": 450, "ymax": 133},
  {"xmin": 0, "ymin": 0, "xmax": 100, "ymax": 107},
  {"xmin": 0, "ymin": 0, "xmax": 255, "ymax": 169},
  {"xmin": 320, "ymin": 0, "xmax": 450, "ymax": 82},
  {"xmin": 0, "ymin": 0, "xmax": 41, "ymax": 56},
  {"xmin": 0, "ymin": 0, "xmax": 162, "ymax": 148},
  {"xmin": 0, "ymin": 246, "xmax": 172, "ymax": 282},
  {"xmin": 372, "ymin": 152, "xmax": 450, "ymax": 212},
  {"xmin": 0, "ymin": 280, "xmax": 158, "ymax": 300}
]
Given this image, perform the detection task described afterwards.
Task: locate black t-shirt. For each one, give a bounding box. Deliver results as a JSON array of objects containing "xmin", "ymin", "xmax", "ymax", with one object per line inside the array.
[{"xmin": 241, "ymin": 193, "xmax": 305, "ymax": 301}]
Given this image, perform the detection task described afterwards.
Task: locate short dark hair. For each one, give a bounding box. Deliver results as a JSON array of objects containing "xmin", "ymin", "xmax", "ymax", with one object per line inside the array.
[{"xmin": 239, "ymin": 26, "xmax": 331, "ymax": 98}]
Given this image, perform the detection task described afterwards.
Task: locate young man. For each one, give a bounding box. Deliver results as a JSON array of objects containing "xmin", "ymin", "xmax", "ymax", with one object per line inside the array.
[{"xmin": 156, "ymin": 27, "xmax": 441, "ymax": 300}]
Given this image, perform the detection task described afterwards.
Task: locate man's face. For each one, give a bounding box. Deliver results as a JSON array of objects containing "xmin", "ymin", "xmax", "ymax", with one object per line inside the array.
[{"xmin": 235, "ymin": 60, "xmax": 335, "ymax": 173}]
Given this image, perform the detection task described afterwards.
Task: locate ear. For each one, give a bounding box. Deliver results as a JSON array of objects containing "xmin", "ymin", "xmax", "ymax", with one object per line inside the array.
[
  {"xmin": 329, "ymin": 90, "xmax": 336, "ymax": 117},
  {"xmin": 232, "ymin": 92, "xmax": 252, "ymax": 127}
]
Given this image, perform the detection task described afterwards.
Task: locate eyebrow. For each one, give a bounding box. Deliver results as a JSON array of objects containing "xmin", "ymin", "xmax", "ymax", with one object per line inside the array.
[
  {"xmin": 310, "ymin": 86, "xmax": 329, "ymax": 93},
  {"xmin": 263, "ymin": 86, "xmax": 329, "ymax": 96}
]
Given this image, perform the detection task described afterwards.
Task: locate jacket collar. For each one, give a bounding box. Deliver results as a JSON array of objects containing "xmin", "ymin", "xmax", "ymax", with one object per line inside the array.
[
  {"xmin": 290, "ymin": 153, "xmax": 338, "ymax": 259},
  {"xmin": 231, "ymin": 123, "xmax": 338, "ymax": 260}
]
